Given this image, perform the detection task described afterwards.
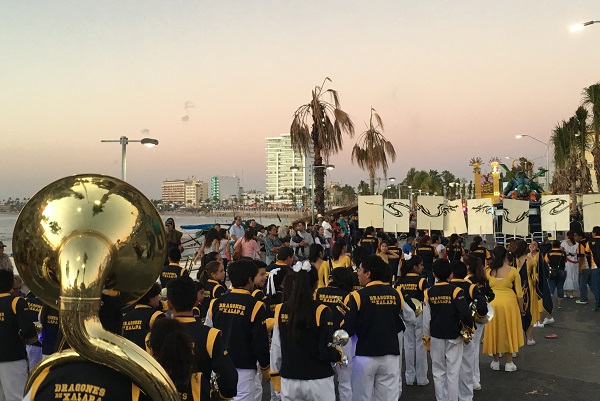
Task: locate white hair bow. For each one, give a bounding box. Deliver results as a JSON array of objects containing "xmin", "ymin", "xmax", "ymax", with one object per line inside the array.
[{"xmin": 292, "ymin": 260, "xmax": 312, "ymax": 273}]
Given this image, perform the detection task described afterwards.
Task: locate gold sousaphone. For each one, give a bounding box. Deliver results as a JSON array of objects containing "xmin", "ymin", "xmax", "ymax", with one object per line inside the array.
[{"xmin": 13, "ymin": 174, "xmax": 179, "ymax": 401}]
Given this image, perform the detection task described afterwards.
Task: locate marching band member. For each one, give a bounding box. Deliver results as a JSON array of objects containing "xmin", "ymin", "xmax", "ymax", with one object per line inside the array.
[
  {"xmin": 414, "ymin": 235, "xmax": 439, "ymax": 287},
  {"xmin": 205, "ymin": 260, "xmax": 271, "ymax": 401},
  {"xmin": 270, "ymin": 261, "xmax": 342, "ymax": 401},
  {"xmin": 315, "ymin": 266, "xmax": 354, "ymax": 401},
  {"xmin": 166, "ymin": 276, "xmax": 238, "ymax": 400},
  {"xmin": 463, "ymin": 254, "xmax": 494, "ymax": 391},
  {"xmin": 422, "ymin": 259, "xmax": 473, "ymax": 401},
  {"xmin": 121, "ymin": 283, "xmax": 164, "ymax": 350},
  {"xmin": 344, "ymin": 255, "xmax": 415, "ymax": 401},
  {"xmin": 198, "ymin": 260, "xmax": 227, "ymax": 320},
  {"xmin": 395, "ymin": 256, "xmax": 429, "ymax": 386},
  {"xmin": 446, "ymin": 234, "xmax": 465, "ymax": 262},
  {"xmin": 450, "ymin": 261, "xmax": 488, "ymax": 401},
  {"xmin": 148, "ymin": 318, "xmax": 210, "ymax": 401},
  {"xmin": 468, "ymin": 236, "xmax": 491, "ymax": 267},
  {"xmin": 160, "ymin": 247, "xmax": 189, "ymax": 288}
]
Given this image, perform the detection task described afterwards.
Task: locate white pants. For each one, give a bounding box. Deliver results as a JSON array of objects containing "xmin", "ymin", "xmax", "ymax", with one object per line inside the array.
[
  {"xmin": 0, "ymin": 359, "xmax": 28, "ymax": 401},
  {"xmin": 459, "ymin": 335, "xmax": 477, "ymax": 401},
  {"xmin": 351, "ymin": 354, "xmax": 400, "ymax": 401},
  {"xmin": 472, "ymin": 324, "xmax": 483, "ymax": 385},
  {"xmin": 334, "ymin": 340, "xmax": 353, "ymax": 401},
  {"xmin": 430, "ymin": 337, "xmax": 463, "ymax": 401},
  {"xmin": 234, "ymin": 368, "xmax": 256, "ymax": 401},
  {"xmin": 26, "ymin": 345, "xmax": 42, "ymax": 373},
  {"xmin": 280, "ymin": 376, "xmax": 334, "ymax": 401},
  {"xmin": 397, "ymin": 332, "xmax": 404, "ymax": 397},
  {"xmin": 254, "ymin": 370, "xmax": 262, "ymax": 401},
  {"xmin": 404, "ymin": 315, "xmax": 428, "ymax": 384}
]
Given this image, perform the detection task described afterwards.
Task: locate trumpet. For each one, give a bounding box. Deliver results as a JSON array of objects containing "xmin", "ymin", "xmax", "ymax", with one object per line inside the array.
[
  {"xmin": 469, "ymin": 300, "xmax": 495, "ymax": 325},
  {"xmin": 460, "ymin": 322, "xmax": 475, "ymax": 344},
  {"xmin": 328, "ymin": 329, "xmax": 350, "ymax": 367}
]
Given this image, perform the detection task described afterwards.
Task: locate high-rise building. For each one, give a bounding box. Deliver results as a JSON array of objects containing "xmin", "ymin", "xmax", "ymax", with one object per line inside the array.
[
  {"xmin": 162, "ymin": 178, "xmax": 208, "ymax": 207},
  {"xmin": 210, "ymin": 176, "xmax": 240, "ymax": 202},
  {"xmin": 266, "ymin": 134, "xmax": 312, "ymax": 202}
]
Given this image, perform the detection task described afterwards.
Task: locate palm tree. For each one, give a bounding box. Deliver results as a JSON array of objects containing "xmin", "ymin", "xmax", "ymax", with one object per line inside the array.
[
  {"xmin": 351, "ymin": 108, "xmax": 397, "ymax": 195},
  {"xmin": 550, "ymin": 120, "xmax": 576, "ymax": 196},
  {"xmin": 575, "ymin": 106, "xmax": 593, "ymax": 194},
  {"xmin": 357, "ymin": 180, "xmax": 370, "ymax": 195},
  {"xmin": 290, "ymin": 77, "xmax": 355, "ymax": 214},
  {"xmin": 582, "ymin": 83, "xmax": 600, "ymax": 190}
]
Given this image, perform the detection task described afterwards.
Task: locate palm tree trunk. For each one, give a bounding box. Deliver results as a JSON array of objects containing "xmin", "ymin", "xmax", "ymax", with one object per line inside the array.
[
  {"xmin": 593, "ymin": 144, "xmax": 600, "ymax": 193},
  {"xmin": 313, "ymin": 127, "xmax": 325, "ymax": 214},
  {"xmin": 369, "ymin": 175, "xmax": 375, "ymax": 195}
]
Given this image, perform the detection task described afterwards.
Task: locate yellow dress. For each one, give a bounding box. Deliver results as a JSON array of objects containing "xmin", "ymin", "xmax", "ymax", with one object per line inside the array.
[
  {"xmin": 526, "ymin": 255, "xmax": 542, "ymax": 323},
  {"xmin": 482, "ymin": 267, "xmax": 525, "ymax": 354},
  {"xmin": 317, "ymin": 260, "xmax": 329, "ymax": 288}
]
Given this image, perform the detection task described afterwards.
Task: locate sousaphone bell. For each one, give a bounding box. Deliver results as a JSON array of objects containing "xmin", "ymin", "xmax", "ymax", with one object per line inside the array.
[{"xmin": 13, "ymin": 174, "xmax": 179, "ymax": 401}]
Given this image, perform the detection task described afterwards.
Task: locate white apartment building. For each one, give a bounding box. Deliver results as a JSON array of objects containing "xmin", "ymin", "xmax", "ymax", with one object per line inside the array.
[
  {"xmin": 162, "ymin": 178, "xmax": 208, "ymax": 207},
  {"xmin": 266, "ymin": 134, "xmax": 313, "ymax": 202},
  {"xmin": 210, "ymin": 176, "xmax": 240, "ymax": 201}
]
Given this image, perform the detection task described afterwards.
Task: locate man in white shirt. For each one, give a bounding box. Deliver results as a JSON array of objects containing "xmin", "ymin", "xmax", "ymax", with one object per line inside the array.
[
  {"xmin": 290, "ymin": 222, "xmax": 314, "ymax": 258},
  {"xmin": 322, "ymin": 215, "xmax": 334, "ymax": 259},
  {"xmin": 229, "ymin": 216, "xmax": 245, "ymax": 242}
]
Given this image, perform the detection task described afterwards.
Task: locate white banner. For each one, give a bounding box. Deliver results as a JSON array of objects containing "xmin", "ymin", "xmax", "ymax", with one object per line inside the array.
[
  {"xmin": 583, "ymin": 194, "xmax": 600, "ymax": 233},
  {"xmin": 358, "ymin": 195, "xmax": 384, "ymax": 229},
  {"xmin": 443, "ymin": 199, "xmax": 467, "ymax": 234},
  {"xmin": 467, "ymin": 198, "xmax": 494, "ymax": 235},
  {"xmin": 383, "ymin": 198, "xmax": 411, "ymax": 233},
  {"xmin": 416, "ymin": 196, "xmax": 445, "ymax": 231},
  {"xmin": 541, "ymin": 195, "xmax": 570, "ymax": 232},
  {"xmin": 502, "ymin": 199, "xmax": 529, "ymax": 236}
]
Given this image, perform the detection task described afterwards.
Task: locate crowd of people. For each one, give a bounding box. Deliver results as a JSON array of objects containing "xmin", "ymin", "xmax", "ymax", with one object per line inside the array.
[{"xmin": 1, "ymin": 214, "xmax": 599, "ymax": 401}]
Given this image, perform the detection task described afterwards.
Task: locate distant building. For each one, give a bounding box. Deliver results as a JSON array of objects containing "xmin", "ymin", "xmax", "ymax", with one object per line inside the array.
[
  {"xmin": 210, "ymin": 176, "xmax": 240, "ymax": 202},
  {"xmin": 266, "ymin": 133, "xmax": 313, "ymax": 203},
  {"xmin": 162, "ymin": 178, "xmax": 208, "ymax": 207}
]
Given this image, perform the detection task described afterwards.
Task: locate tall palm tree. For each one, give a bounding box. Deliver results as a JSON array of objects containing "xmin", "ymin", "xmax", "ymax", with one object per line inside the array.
[
  {"xmin": 575, "ymin": 106, "xmax": 593, "ymax": 194},
  {"xmin": 550, "ymin": 120, "xmax": 575, "ymax": 197},
  {"xmin": 582, "ymin": 83, "xmax": 600, "ymax": 190},
  {"xmin": 357, "ymin": 180, "xmax": 370, "ymax": 196},
  {"xmin": 290, "ymin": 78, "xmax": 355, "ymax": 214},
  {"xmin": 351, "ymin": 108, "xmax": 397, "ymax": 194}
]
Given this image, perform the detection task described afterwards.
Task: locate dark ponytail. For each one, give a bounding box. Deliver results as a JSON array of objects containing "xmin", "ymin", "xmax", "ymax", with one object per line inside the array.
[
  {"xmin": 286, "ymin": 271, "xmax": 315, "ymax": 342},
  {"xmin": 489, "ymin": 246, "xmax": 507, "ymax": 272},
  {"xmin": 198, "ymin": 260, "xmax": 222, "ymax": 286},
  {"xmin": 149, "ymin": 318, "xmax": 194, "ymax": 387},
  {"xmin": 470, "ymin": 236, "xmax": 483, "ymax": 252},
  {"xmin": 463, "ymin": 253, "xmax": 488, "ymax": 285},
  {"xmin": 401, "ymin": 256, "xmax": 422, "ymax": 278}
]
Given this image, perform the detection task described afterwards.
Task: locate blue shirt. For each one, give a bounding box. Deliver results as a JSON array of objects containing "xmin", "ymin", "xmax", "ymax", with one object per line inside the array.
[{"xmin": 402, "ymin": 242, "xmax": 414, "ymax": 254}]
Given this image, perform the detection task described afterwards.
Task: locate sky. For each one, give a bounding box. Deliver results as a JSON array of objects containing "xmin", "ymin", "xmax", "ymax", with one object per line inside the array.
[{"xmin": 1, "ymin": 1, "xmax": 599, "ymax": 200}]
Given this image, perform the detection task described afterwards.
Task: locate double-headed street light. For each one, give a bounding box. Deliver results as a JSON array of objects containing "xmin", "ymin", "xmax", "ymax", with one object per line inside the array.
[
  {"xmin": 570, "ymin": 20, "xmax": 600, "ymax": 32},
  {"xmin": 290, "ymin": 164, "xmax": 334, "ymax": 225},
  {"xmin": 515, "ymin": 134, "xmax": 550, "ymax": 190},
  {"xmin": 101, "ymin": 136, "xmax": 159, "ymax": 181}
]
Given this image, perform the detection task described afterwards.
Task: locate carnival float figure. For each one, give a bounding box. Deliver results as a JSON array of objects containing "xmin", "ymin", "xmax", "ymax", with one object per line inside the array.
[{"xmin": 500, "ymin": 157, "xmax": 547, "ymax": 201}]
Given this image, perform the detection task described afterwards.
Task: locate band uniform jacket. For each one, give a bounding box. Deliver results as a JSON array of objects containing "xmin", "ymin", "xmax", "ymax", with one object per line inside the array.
[
  {"xmin": 470, "ymin": 245, "xmax": 491, "ymax": 266},
  {"xmin": 544, "ymin": 248, "xmax": 567, "ymax": 275},
  {"xmin": 206, "ymin": 288, "xmax": 271, "ymax": 370},
  {"xmin": 343, "ymin": 281, "xmax": 415, "ymax": 357},
  {"xmin": 423, "ymin": 282, "xmax": 473, "ymax": 340},
  {"xmin": 28, "ymin": 361, "xmax": 149, "ymax": 401},
  {"xmin": 396, "ymin": 273, "xmax": 428, "ymax": 303},
  {"xmin": 449, "ymin": 279, "xmax": 488, "ymax": 321},
  {"xmin": 315, "ymin": 286, "xmax": 350, "ymax": 330},
  {"xmin": 465, "ymin": 274, "xmax": 495, "ymax": 302},
  {"xmin": 414, "ymin": 245, "xmax": 438, "ymax": 271},
  {"xmin": 359, "ymin": 236, "xmax": 379, "ymax": 255},
  {"xmin": 160, "ymin": 263, "xmax": 189, "ymax": 288},
  {"xmin": 199, "ymin": 279, "xmax": 227, "ymax": 320},
  {"xmin": 176, "ymin": 372, "xmax": 210, "ymax": 401},
  {"xmin": 446, "ymin": 245, "xmax": 465, "ymax": 261},
  {"xmin": 121, "ymin": 304, "xmax": 164, "ymax": 350},
  {"xmin": 270, "ymin": 301, "xmax": 341, "ymax": 383},
  {"xmin": 24, "ymin": 292, "xmax": 44, "ymax": 347},
  {"xmin": 175, "ymin": 316, "xmax": 238, "ymax": 400},
  {"xmin": 0, "ymin": 292, "xmax": 37, "ymax": 362},
  {"xmin": 584, "ymin": 236, "xmax": 600, "ymax": 269}
]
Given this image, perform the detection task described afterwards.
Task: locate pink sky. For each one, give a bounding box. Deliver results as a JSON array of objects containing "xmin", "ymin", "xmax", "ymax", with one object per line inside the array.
[{"xmin": 1, "ymin": 1, "xmax": 599, "ymax": 200}]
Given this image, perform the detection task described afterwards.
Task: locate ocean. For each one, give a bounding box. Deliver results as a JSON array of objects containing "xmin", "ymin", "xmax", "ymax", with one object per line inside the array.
[{"xmin": 0, "ymin": 212, "xmax": 283, "ymax": 256}]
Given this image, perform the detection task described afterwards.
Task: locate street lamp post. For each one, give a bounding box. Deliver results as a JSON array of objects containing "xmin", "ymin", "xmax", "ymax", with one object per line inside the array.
[
  {"xmin": 515, "ymin": 134, "xmax": 550, "ymax": 190},
  {"xmin": 101, "ymin": 135, "xmax": 159, "ymax": 181},
  {"xmin": 291, "ymin": 164, "xmax": 334, "ymax": 225},
  {"xmin": 570, "ymin": 20, "xmax": 600, "ymax": 31}
]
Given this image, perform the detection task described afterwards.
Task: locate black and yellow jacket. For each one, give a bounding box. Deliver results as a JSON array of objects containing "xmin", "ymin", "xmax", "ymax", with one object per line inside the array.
[
  {"xmin": 122, "ymin": 304, "xmax": 164, "ymax": 350},
  {"xmin": 175, "ymin": 372, "xmax": 210, "ymax": 401},
  {"xmin": 270, "ymin": 301, "xmax": 340, "ymax": 385},
  {"xmin": 465, "ymin": 274, "xmax": 495, "ymax": 302},
  {"xmin": 359, "ymin": 236, "xmax": 379, "ymax": 255},
  {"xmin": 395, "ymin": 272, "xmax": 428, "ymax": 302},
  {"xmin": 414, "ymin": 245, "xmax": 438, "ymax": 271},
  {"xmin": 470, "ymin": 245, "xmax": 491, "ymax": 266},
  {"xmin": 423, "ymin": 282, "xmax": 473, "ymax": 340},
  {"xmin": 343, "ymin": 281, "xmax": 409, "ymax": 357},
  {"xmin": 446, "ymin": 244, "xmax": 465, "ymax": 261},
  {"xmin": 199, "ymin": 279, "xmax": 227, "ymax": 320},
  {"xmin": 175, "ymin": 316, "xmax": 238, "ymax": 400},
  {"xmin": 0, "ymin": 293, "xmax": 37, "ymax": 362},
  {"xmin": 314, "ymin": 286, "xmax": 350, "ymax": 330},
  {"xmin": 29, "ymin": 361, "xmax": 149, "ymax": 401},
  {"xmin": 160, "ymin": 263, "xmax": 189, "ymax": 288},
  {"xmin": 206, "ymin": 288, "xmax": 270, "ymax": 370},
  {"xmin": 24, "ymin": 292, "xmax": 43, "ymax": 347},
  {"xmin": 584, "ymin": 237, "xmax": 600, "ymax": 269},
  {"xmin": 544, "ymin": 247, "xmax": 567, "ymax": 273},
  {"xmin": 450, "ymin": 278, "xmax": 488, "ymax": 320}
]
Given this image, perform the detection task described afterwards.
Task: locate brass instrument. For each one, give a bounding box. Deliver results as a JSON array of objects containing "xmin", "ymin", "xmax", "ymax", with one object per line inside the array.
[
  {"xmin": 328, "ymin": 329, "xmax": 350, "ymax": 367},
  {"xmin": 13, "ymin": 174, "xmax": 179, "ymax": 401},
  {"xmin": 410, "ymin": 298, "xmax": 423, "ymax": 317},
  {"xmin": 459, "ymin": 322, "xmax": 474, "ymax": 344},
  {"xmin": 470, "ymin": 300, "xmax": 495, "ymax": 325}
]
